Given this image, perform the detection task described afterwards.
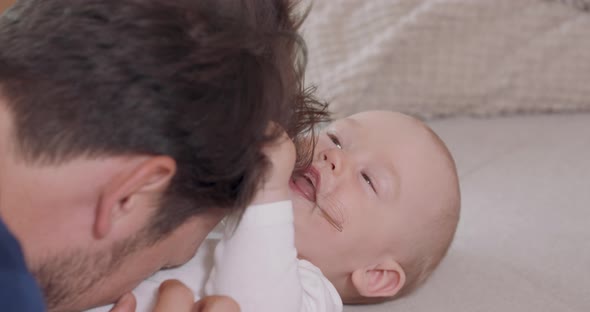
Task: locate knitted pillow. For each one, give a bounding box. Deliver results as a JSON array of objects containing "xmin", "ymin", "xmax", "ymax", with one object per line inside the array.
[{"xmin": 302, "ymin": 0, "xmax": 590, "ymax": 119}]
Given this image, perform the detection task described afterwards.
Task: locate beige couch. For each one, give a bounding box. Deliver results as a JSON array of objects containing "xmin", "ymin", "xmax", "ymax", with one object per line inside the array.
[
  {"xmin": 302, "ymin": 0, "xmax": 590, "ymax": 119},
  {"xmin": 301, "ymin": 1, "xmax": 590, "ymax": 311}
]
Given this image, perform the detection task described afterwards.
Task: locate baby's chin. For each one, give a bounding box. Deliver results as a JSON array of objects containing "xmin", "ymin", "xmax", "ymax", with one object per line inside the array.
[
  {"xmin": 290, "ymin": 188, "xmax": 315, "ymax": 211},
  {"xmin": 291, "ymin": 192, "xmax": 318, "ymax": 229}
]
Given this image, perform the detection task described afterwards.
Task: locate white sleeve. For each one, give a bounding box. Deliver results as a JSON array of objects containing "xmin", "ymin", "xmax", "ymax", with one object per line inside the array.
[{"xmin": 204, "ymin": 201, "xmax": 342, "ymax": 312}]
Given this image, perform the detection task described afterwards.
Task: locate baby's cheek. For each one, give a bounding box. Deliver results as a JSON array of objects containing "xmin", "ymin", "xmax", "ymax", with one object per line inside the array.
[{"xmin": 294, "ymin": 217, "xmax": 325, "ymax": 254}]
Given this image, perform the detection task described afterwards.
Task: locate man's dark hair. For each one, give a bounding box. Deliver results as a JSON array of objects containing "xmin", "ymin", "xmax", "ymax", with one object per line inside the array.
[{"xmin": 0, "ymin": 0, "xmax": 328, "ymax": 238}]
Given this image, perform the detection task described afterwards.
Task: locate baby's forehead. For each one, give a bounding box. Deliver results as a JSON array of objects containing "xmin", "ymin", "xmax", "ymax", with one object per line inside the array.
[
  {"xmin": 334, "ymin": 111, "xmax": 419, "ymax": 129},
  {"xmin": 328, "ymin": 112, "xmax": 431, "ymax": 143},
  {"xmin": 327, "ymin": 116, "xmax": 360, "ymax": 129}
]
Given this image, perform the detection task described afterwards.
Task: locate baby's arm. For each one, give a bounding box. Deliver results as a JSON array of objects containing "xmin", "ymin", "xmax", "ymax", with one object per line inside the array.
[{"xmin": 205, "ymin": 134, "xmax": 342, "ymax": 312}]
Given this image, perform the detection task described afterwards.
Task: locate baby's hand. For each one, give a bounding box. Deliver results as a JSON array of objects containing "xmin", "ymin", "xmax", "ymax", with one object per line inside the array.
[
  {"xmin": 108, "ymin": 281, "xmax": 240, "ymax": 312},
  {"xmin": 252, "ymin": 130, "xmax": 296, "ymax": 205}
]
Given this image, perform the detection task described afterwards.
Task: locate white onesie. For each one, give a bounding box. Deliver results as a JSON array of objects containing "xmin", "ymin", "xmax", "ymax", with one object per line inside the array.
[{"xmin": 87, "ymin": 201, "xmax": 343, "ymax": 312}]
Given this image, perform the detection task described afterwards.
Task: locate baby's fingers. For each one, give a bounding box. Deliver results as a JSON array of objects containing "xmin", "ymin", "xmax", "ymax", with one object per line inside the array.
[
  {"xmin": 192, "ymin": 296, "xmax": 240, "ymax": 312},
  {"xmin": 109, "ymin": 293, "xmax": 136, "ymax": 312},
  {"xmin": 153, "ymin": 280, "xmax": 195, "ymax": 312}
]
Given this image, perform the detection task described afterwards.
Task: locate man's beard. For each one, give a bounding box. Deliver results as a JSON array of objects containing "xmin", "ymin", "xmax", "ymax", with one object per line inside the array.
[{"xmin": 32, "ymin": 234, "xmax": 149, "ymax": 312}]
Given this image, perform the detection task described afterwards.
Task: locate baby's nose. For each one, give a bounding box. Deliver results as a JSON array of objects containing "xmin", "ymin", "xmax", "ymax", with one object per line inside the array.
[{"xmin": 321, "ymin": 148, "xmax": 344, "ymax": 176}]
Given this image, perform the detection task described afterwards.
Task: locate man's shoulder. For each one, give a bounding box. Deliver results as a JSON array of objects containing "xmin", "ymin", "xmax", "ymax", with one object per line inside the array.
[
  {"xmin": 0, "ymin": 218, "xmax": 28, "ymax": 270},
  {"xmin": 0, "ymin": 218, "xmax": 46, "ymax": 312},
  {"xmin": 0, "ymin": 270, "xmax": 46, "ymax": 312}
]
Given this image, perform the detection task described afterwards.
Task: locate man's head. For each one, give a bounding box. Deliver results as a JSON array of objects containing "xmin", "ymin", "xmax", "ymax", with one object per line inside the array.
[
  {"xmin": 291, "ymin": 111, "xmax": 460, "ymax": 303},
  {"xmin": 0, "ymin": 0, "xmax": 327, "ymax": 310}
]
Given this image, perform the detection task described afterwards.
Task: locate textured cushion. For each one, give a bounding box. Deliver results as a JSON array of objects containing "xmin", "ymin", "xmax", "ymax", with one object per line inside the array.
[{"xmin": 302, "ymin": 0, "xmax": 590, "ymax": 119}]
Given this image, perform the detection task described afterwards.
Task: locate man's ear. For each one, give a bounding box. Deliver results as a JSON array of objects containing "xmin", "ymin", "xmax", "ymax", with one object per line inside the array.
[
  {"xmin": 94, "ymin": 156, "xmax": 176, "ymax": 239},
  {"xmin": 351, "ymin": 259, "xmax": 406, "ymax": 298}
]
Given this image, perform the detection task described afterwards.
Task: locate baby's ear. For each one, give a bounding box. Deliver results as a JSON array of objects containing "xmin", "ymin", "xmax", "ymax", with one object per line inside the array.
[{"xmin": 351, "ymin": 260, "xmax": 406, "ymax": 298}]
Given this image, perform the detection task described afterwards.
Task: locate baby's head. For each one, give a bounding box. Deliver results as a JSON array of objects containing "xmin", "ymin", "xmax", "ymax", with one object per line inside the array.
[{"xmin": 290, "ymin": 110, "xmax": 460, "ymax": 303}]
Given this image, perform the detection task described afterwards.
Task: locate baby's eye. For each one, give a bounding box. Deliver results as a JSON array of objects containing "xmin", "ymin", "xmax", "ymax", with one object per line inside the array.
[
  {"xmin": 327, "ymin": 133, "xmax": 342, "ymax": 149},
  {"xmin": 362, "ymin": 172, "xmax": 377, "ymax": 193}
]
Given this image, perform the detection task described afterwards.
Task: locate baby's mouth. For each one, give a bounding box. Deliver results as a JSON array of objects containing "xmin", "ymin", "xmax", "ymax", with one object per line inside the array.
[
  {"xmin": 290, "ymin": 168, "xmax": 344, "ymax": 232},
  {"xmin": 290, "ymin": 173, "xmax": 317, "ymax": 202},
  {"xmin": 289, "ymin": 166, "xmax": 320, "ymax": 203}
]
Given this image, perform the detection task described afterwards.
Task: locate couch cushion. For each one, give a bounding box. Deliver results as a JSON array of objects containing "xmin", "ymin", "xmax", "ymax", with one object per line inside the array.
[{"xmin": 302, "ymin": 0, "xmax": 590, "ymax": 119}]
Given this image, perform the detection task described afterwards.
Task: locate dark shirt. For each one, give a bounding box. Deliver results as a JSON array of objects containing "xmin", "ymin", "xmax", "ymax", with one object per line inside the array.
[{"xmin": 0, "ymin": 217, "xmax": 46, "ymax": 311}]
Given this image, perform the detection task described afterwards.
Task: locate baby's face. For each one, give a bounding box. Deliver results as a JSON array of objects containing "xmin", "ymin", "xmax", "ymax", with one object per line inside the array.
[{"xmin": 291, "ymin": 111, "xmax": 453, "ymax": 283}]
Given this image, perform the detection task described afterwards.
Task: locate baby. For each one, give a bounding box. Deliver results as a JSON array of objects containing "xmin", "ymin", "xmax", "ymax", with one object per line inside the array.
[
  {"xmin": 294, "ymin": 110, "xmax": 461, "ymax": 302},
  {"xmin": 89, "ymin": 110, "xmax": 460, "ymax": 312}
]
